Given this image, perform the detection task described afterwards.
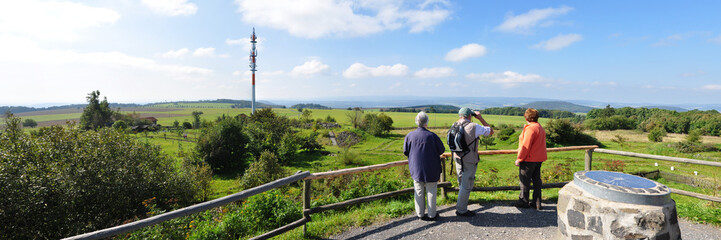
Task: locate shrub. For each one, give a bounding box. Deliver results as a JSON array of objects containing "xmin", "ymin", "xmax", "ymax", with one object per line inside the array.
[
  {"xmin": 0, "ymin": 117, "xmax": 197, "ymax": 239},
  {"xmin": 648, "ymin": 127, "xmax": 667, "ymax": 142},
  {"xmin": 338, "ymin": 146, "xmax": 361, "ymax": 165},
  {"xmin": 479, "ymin": 135, "xmax": 496, "ymax": 150},
  {"xmin": 497, "ymin": 127, "xmax": 515, "ymax": 141},
  {"xmin": 686, "ymin": 129, "xmax": 703, "ymax": 143},
  {"xmin": 584, "ymin": 115, "xmax": 636, "ymax": 130},
  {"xmin": 361, "ymin": 113, "xmax": 393, "ymax": 136},
  {"xmin": 546, "ymin": 119, "xmax": 603, "ymax": 146},
  {"xmin": 183, "ymin": 121, "xmax": 193, "ymax": 129},
  {"xmin": 604, "ymin": 160, "xmax": 626, "ymax": 172},
  {"xmin": 239, "ymin": 151, "xmax": 288, "ymax": 189},
  {"xmin": 22, "ymin": 118, "xmax": 37, "ymax": 128},
  {"xmin": 196, "ymin": 117, "xmax": 250, "ymax": 172},
  {"xmin": 325, "ymin": 115, "xmax": 336, "ymax": 123},
  {"xmin": 112, "ymin": 119, "xmax": 127, "ymax": 129}
]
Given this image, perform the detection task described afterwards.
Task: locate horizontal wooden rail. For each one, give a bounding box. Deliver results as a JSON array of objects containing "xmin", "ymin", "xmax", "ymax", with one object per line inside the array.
[
  {"xmin": 249, "ymin": 217, "xmax": 310, "ymax": 240},
  {"xmin": 305, "ymin": 182, "xmax": 453, "ymax": 215},
  {"xmin": 670, "ymin": 188, "xmax": 721, "ymax": 203},
  {"xmin": 306, "ymin": 160, "xmax": 409, "ymax": 180},
  {"xmin": 593, "ymin": 148, "xmax": 721, "ymax": 168},
  {"xmin": 447, "ymin": 182, "xmax": 569, "ymax": 192},
  {"xmin": 440, "ymin": 145, "xmax": 598, "ymax": 158},
  {"xmin": 63, "ymin": 171, "xmax": 310, "ymax": 240}
]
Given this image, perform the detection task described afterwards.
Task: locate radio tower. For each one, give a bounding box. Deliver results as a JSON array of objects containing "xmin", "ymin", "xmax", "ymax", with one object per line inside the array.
[{"xmin": 249, "ymin": 28, "xmax": 258, "ymax": 114}]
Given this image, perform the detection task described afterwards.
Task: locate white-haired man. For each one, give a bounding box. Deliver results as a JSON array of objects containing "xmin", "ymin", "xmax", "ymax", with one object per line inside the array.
[{"xmin": 403, "ymin": 111, "xmax": 445, "ymax": 221}]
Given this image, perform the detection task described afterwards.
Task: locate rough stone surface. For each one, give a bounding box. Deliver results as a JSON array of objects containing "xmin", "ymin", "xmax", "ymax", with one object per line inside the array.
[
  {"xmin": 558, "ymin": 182, "xmax": 681, "ymax": 240},
  {"xmin": 567, "ymin": 209, "xmax": 586, "ymax": 229},
  {"xmin": 587, "ymin": 216, "xmax": 602, "ymax": 234},
  {"xmin": 558, "ymin": 217, "xmax": 567, "ymax": 236},
  {"xmin": 570, "ymin": 235, "xmax": 593, "ymax": 240}
]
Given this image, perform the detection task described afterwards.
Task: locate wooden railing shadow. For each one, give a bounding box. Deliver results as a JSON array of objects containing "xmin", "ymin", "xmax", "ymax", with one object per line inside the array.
[{"xmin": 63, "ymin": 145, "xmax": 721, "ymax": 240}]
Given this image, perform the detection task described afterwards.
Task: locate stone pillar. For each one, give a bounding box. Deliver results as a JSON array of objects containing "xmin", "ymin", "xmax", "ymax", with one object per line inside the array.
[{"xmin": 557, "ymin": 171, "xmax": 681, "ymax": 240}]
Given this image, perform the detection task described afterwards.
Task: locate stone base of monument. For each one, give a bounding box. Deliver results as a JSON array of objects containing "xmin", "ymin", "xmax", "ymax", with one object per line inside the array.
[{"xmin": 557, "ymin": 171, "xmax": 681, "ymax": 240}]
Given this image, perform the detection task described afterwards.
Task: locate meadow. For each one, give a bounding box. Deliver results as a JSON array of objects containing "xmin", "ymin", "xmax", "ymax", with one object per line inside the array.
[{"xmin": 15, "ymin": 104, "xmax": 721, "ymax": 238}]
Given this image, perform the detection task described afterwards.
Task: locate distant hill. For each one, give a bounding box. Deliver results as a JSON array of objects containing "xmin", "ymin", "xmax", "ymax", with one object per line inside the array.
[
  {"xmin": 382, "ymin": 104, "xmax": 459, "ymax": 113},
  {"xmin": 1, "ymin": 99, "xmax": 284, "ymax": 114},
  {"xmin": 520, "ymin": 101, "xmax": 594, "ymax": 113},
  {"xmin": 1, "ymin": 103, "xmax": 143, "ymax": 115},
  {"xmin": 290, "ymin": 103, "xmax": 331, "ymax": 109},
  {"xmin": 643, "ymin": 106, "xmax": 687, "ymax": 112}
]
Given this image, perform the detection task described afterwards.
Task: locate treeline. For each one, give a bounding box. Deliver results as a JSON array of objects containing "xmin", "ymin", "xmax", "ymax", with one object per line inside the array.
[
  {"xmin": 290, "ymin": 103, "xmax": 331, "ymax": 109},
  {"xmin": 584, "ymin": 105, "xmax": 721, "ymax": 135},
  {"xmin": 381, "ymin": 105, "xmax": 459, "ymax": 113},
  {"xmin": 481, "ymin": 107, "xmax": 577, "ymax": 119}
]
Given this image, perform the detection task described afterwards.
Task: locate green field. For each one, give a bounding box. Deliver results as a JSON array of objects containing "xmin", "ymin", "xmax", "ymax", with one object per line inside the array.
[{"xmin": 14, "ymin": 104, "xmax": 721, "ymax": 238}]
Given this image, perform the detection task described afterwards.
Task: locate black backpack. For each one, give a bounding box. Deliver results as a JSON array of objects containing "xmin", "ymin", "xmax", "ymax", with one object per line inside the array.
[{"xmin": 447, "ymin": 122, "xmax": 477, "ymax": 152}]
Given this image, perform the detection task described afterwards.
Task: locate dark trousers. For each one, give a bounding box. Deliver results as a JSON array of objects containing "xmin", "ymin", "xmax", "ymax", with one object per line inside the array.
[{"xmin": 518, "ymin": 162, "xmax": 543, "ymax": 207}]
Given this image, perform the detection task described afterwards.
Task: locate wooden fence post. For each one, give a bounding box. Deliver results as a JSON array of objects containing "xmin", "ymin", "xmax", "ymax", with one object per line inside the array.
[
  {"xmin": 585, "ymin": 149, "xmax": 594, "ymax": 171},
  {"xmin": 440, "ymin": 157, "xmax": 447, "ymax": 199},
  {"xmin": 302, "ymin": 179, "xmax": 311, "ymax": 235}
]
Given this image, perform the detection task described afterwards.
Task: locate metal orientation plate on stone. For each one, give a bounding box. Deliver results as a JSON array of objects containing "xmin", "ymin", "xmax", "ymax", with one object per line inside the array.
[{"xmin": 574, "ymin": 170, "xmax": 671, "ymax": 205}]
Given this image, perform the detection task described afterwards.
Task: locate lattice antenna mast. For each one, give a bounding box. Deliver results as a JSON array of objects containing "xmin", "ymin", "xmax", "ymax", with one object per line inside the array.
[{"xmin": 249, "ymin": 28, "xmax": 258, "ymax": 114}]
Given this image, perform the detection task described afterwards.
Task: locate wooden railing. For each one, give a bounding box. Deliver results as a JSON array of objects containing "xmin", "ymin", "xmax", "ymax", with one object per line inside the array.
[{"xmin": 64, "ymin": 145, "xmax": 721, "ymax": 240}]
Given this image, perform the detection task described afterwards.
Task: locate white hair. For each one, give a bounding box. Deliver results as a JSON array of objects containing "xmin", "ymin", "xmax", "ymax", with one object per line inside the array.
[{"xmin": 415, "ymin": 111, "xmax": 429, "ymax": 127}]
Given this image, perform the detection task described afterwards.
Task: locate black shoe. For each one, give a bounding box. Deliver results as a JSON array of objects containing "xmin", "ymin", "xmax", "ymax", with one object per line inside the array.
[
  {"xmin": 419, "ymin": 214, "xmax": 429, "ymax": 220},
  {"xmin": 455, "ymin": 211, "xmax": 476, "ymax": 217},
  {"xmin": 422, "ymin": 214, "xmax": 438, "ymax": 221},
  {"xmin": 512, "ymin": 201, "xmax": 531, "ymax": 208}
]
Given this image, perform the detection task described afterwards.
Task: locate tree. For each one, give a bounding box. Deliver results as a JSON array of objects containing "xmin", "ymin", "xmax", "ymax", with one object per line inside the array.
[
  {"xmin": 79, "ymin": 90, "xmax": 115, "ymax": 130},
  {"xmin": 648, "ymin": 127, "xmax": 667, "ymax": 142},
  {"xmin": 346, "ymin": 109, "xmax": 364, "ymax": 128},
  {"xmin": 361, "ymin": 113, "xmax": 393, "ymax": 136},
  {"xmin": 173, "ymin": 120, "xmax": 180, "ymax": 128},
  {"xmin": 479, "ymin": 135, "xmax": 496, "ymax": 150},
  {"xmin": 195, "ymin": 117, "xmax": 250, "ymax": 172},
  {"xmin": 191, "ymin": 111, "xmax": 203, "ymax": 129},
  {"xmin": 301, "ymin": 109, "xmax": 313, "ymax": 123},
  {"xmin": 22, "ymin": 118, "xmax": 37, "ymax": 128},
  {"xmin": 182, "ymin": 121, "xmax": 193, "ymax": 129},
  {"xmin": 112, "ymin": 120, "xmax": 127, "ymax": 130},
  {"xmin": 686, "ymin": 129, "xmax": 702, "ymax": 143}
]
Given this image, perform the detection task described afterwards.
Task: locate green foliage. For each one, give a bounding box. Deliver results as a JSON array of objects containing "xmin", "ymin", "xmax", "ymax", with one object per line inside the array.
[
  {"xmin": 79, "ymin": 90, "xmax": 116, "ymax": 130},
  {"xmin": 603, "ymin": 160, "xmax": 626, "ymax": 172},
  {"xmin": 183, "ymin": 121, "xmax": 193, "ymax": 129},
  {"xmin": 324, "ymin": 115, "xmax": 336, "ymax": 123},
  {"xmin": 542, "ymin": 161, "xmax": 573, "ymax": 183},
  {"xmin": 611, "ymin": 134, "xmax": 629, "ymax": 148},
  {"xmin": 301, "ymin": 109, "xmax": 313, "ymax": 123},
  {"xmin": 290, "ymin": 103, "xmax": 331, "ymax": 109},
  {"xmin": 648, "ymin": 127, "xmax": 667, "ymax": 142},
  {"xmin": 686, "ymin": 129, "xmax": 702, "ymax": 143},
  {"xmin": 482, "ymin": 106, "xmax": 577, "ymax": 118},
  {"xmin": 338, "ymin": 146, "xmax": 361, "ymax": 165},
  {"xmin": 0, "ymin": 117, "xmax": 198, "ymax": 239},
  {"xmin": 361, "ymin": 113, "xmax": 394, "ymax": 136},
  {"xmin": 346, "ymin": 109, "xmax": 364, "ymax": 128},
  {"xmin": 196, "ymin": 116, "xmax": 250, "ymax": 172},
  {"xmin": 545, "ymin": 119, "xmax": 602, "ymax": 146},
  {"xmin": 671, "ymin": 141, "xmax": 718, "ymax": 153},
  {"xmin": 584, "ymin": 115, "xmax": 636, "ymax": 130},
  {"xmin": 239, "ymin": 151, "xmax": 288, "ymax": 190},
  {"xmin": 173, "ymin": 120, "xmax": 180, "ymax": 128},
  {"xmin": 112, "ymin": 119, "xmax": 128, "ymax": 130},
  {"xmin": 497, "ymin": 127, "xmax": 516, "ymax": 141},
  {"xmin": 21, "ymin": 118, "xmax": 37, "ymax": 128},
  {"xmin": 479, "ymin": 135, "xmax": 496, "ymax": 150},
  {"xmin": 192, "ymin": 111, "xmax": 204, "ymax": 128}
]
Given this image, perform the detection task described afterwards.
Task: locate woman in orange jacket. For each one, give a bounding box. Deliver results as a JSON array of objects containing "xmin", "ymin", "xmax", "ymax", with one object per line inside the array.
[{"xmin": 513, "ymin": 108, "xmax": 547, "ymax": 210}]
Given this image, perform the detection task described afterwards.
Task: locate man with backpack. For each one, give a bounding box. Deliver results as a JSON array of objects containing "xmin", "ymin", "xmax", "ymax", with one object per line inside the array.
[{"xmin": 449, "ymin": 107, "xmax": 493, "ymax": 216}]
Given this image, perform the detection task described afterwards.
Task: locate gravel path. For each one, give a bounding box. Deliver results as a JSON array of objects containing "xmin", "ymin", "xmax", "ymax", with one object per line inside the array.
[{"xmin": 331, "ymin": 201, "xmax": 721, "ymax": 240}]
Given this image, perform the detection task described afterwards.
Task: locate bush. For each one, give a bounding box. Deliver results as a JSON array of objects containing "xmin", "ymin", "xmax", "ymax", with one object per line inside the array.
[
  {"xmin": 22, "ymin": 118, "xmax": 37, "ymax": 128},
  {"xmin": 546, "ymin": 119, "xmax": 603, "ymax": 146},
  {"xmin": 584, "ymin": 115, "xmax": 636, "ymax": 130},
  {"xmin": 0, "ymin": 117, "xmax": 197, "ymax": 239},
  {"xmin": 112, "ymin": 119, "xmax": 127, "ymax": 129},
  {"xmin": 686, "ymin": 129, "xmax": 702, "ymax": 143},
  {"xmin": 648, "ymin": 127, "xmax": 667, "ymax": 142},
  {"xmin": 361, "ymin": 113, "xmax": 393, "ymax": 136},
  {"xmin": 239, "ymin": 151, "xmax": 288, "ymax": 189},
  {"xmin": 338, "ymin": 146, "xmax": 361, "ymax": 165},
  {"xmin": 325, "ymin": 115, "xmax": 336, "ymax": 123},
  {"xmin": 196, "ymin": 117, "xmax": 250, "ymax": 172},
  {"xmin": 183, "ymin": 121, "xmax": 193, "ymax": 129},
  {"xmin": 497, "ymin": 127, "xmax": 515, "ymax": 141}
]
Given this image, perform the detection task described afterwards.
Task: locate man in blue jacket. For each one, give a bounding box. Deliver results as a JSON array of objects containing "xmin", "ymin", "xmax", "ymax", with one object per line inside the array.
[{"xmin": 404, "ymin": 111, "xmax": 446, "ymax": 221}]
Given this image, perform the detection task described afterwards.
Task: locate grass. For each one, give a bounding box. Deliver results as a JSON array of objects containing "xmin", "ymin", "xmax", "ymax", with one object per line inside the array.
[{"xmin": 16, "ymin": 104, "xmax": 721, "ymax": 237}]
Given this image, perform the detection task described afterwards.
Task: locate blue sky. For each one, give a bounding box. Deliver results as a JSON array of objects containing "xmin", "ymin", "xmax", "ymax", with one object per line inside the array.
[{"xmin": 1, "ymin": 0, "xmax": 720, "ymax": 106}]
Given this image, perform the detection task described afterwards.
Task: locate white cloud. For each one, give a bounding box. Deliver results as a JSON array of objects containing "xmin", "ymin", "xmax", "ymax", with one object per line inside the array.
[
  {"xmin": 702, "ymin": 85, "xmax": 721, "ymax": 90},
  {"xmin": 191, "ymin": 47, "xmax": 230, "ymax": 58},
  {"xmin": 496, "ymin": 6, "xmax": 573, "ymax": 34},
  {"xmin": 343, "ymin": 63, "xmax": 409, "ymax": 78},
  {"xmin": 0, "ymin": 36, "xmax": 211, "ymax": 80},
  {"xmin": 159, "ymin": 48, "xmax": 189, "ymax": 58},
  {"xmin": 227, "ymin": 37, "xmax": 265, "ymax": 52},
  {"xmin": 445, "ymin": 43, "xmax": 487, "ymax": 62},
  {"xmin": 681, "ymin": 70, "xmax": 707, "ymax": 78},
  {"xmin": 466, "ymin": 71, "xmax": 544, "ymax": 88},
  {"xmin": 414, "ymin": 67, "xmax": 455, "ymax": 78},
  {"xmin": 290, "ymin": 60, "xmax": 329, "ymax": 76},
  {"xmin": 141, "ymin": 0, "xmax": 197, "ymax": 16},
  {"xmin": 532, "ymin": 33, "xmax": 582, "ymax": 51},
  {"xmin": 0, "ymin": 0, "xmax": 119, "ymax": 41},
  {"xmin": 234, "ymin": 0, "xmax": 451, "ymax": 38}
]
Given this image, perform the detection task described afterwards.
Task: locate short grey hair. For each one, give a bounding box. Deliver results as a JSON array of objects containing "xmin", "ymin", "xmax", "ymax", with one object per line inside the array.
[{"xmin": 415, "ymin": 111, "xmax": 429, "ymax": 127}]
